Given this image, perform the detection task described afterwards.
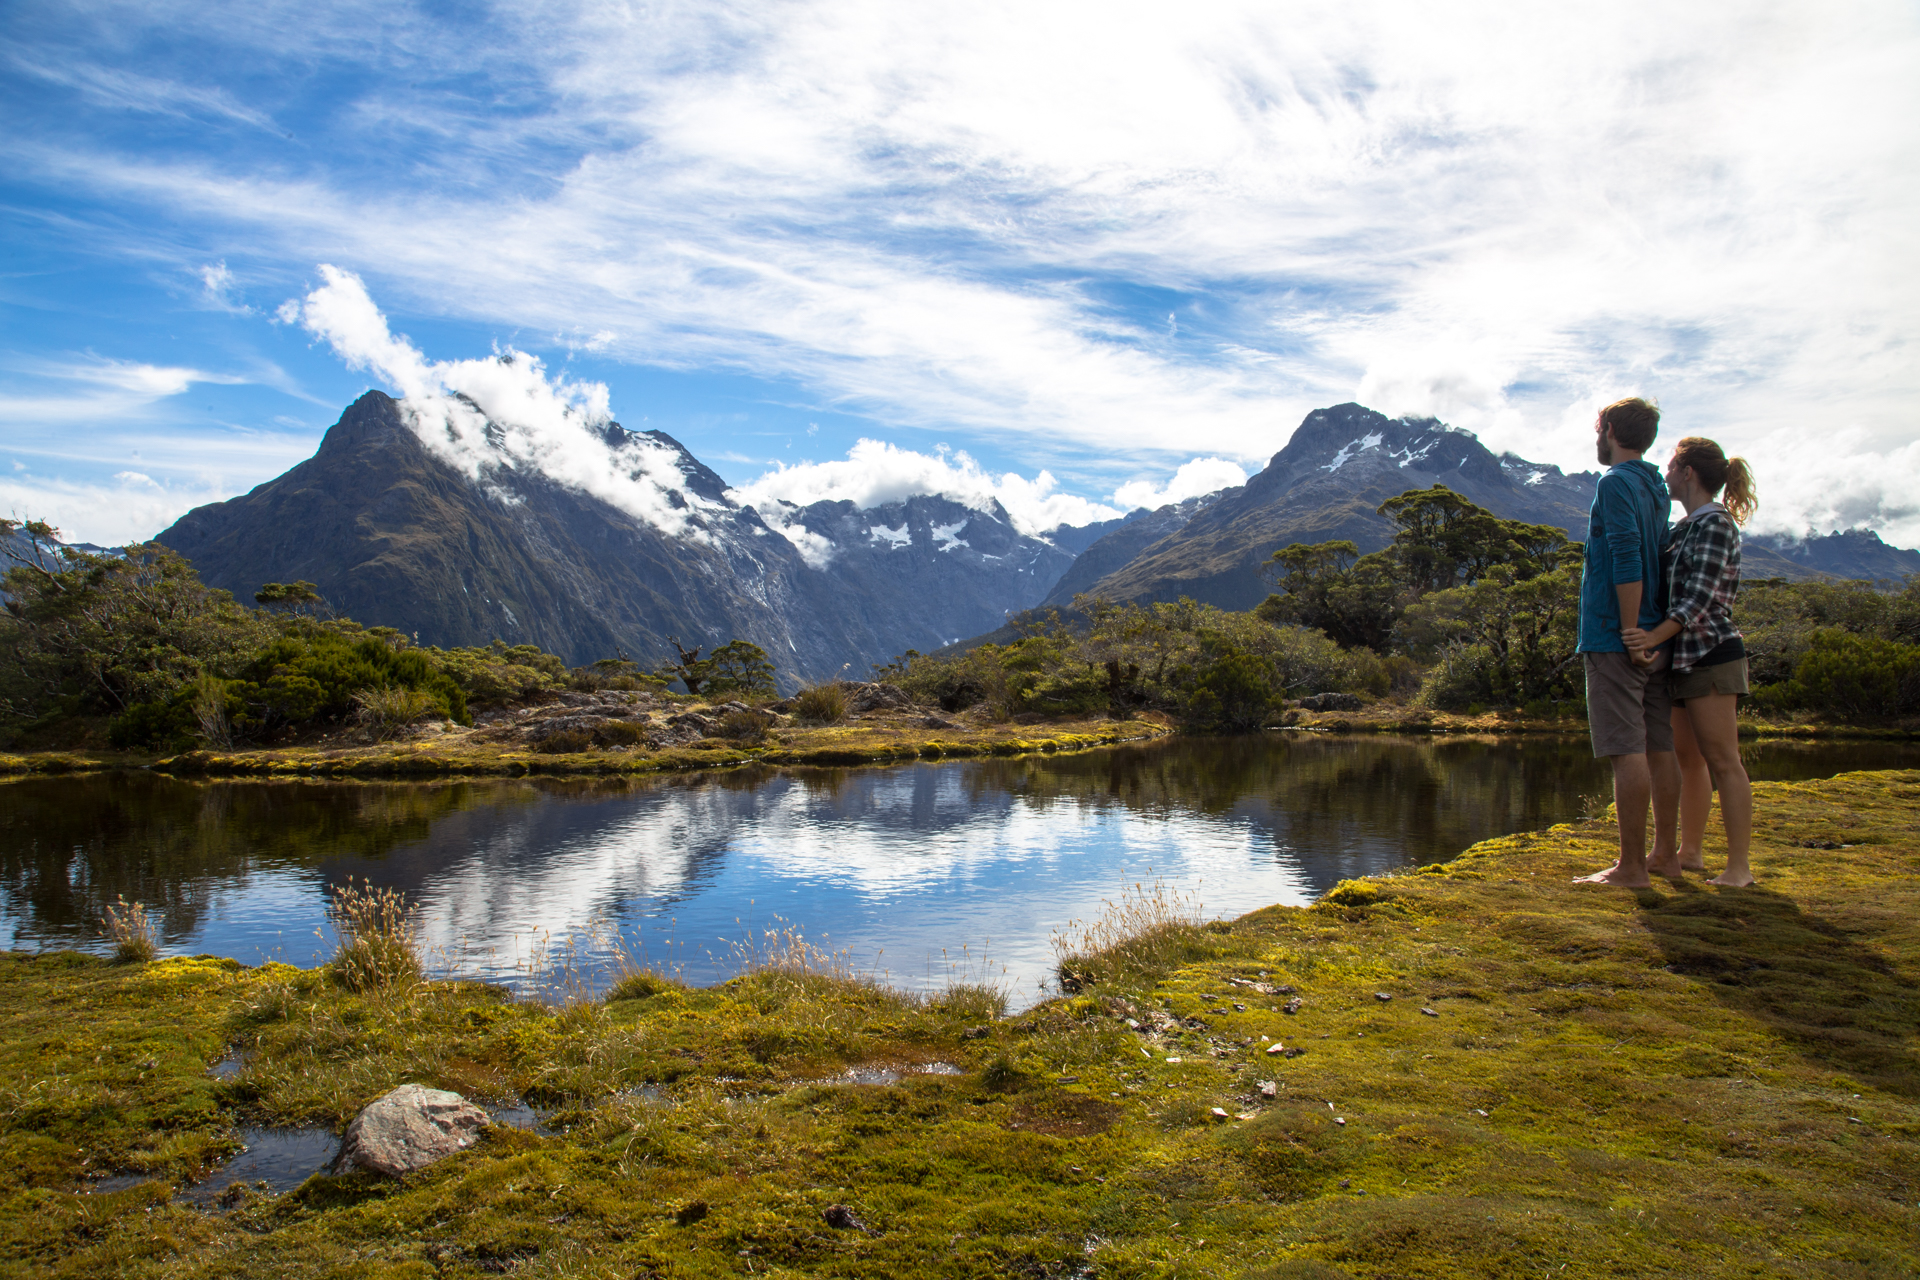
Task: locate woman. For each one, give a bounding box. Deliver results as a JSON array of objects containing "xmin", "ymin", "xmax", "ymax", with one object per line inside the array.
[{"xmin": 1622, "ymin": 438, "xmax": 1759, "ymax": 886}]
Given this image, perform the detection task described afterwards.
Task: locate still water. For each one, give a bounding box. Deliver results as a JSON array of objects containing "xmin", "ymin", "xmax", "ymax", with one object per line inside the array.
[{"xmin": 5, "ymin": 733, "xmax": 1913, "ymax": 1007}]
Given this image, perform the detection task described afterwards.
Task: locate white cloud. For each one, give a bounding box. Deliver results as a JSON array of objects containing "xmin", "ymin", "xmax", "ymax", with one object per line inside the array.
[
  {"xmin": 733, "ymin": 439, "xmax": 1123, "ymax": 537},
  {"xmin": 0, "ymin": 356, "xmax": 250, "ymax": 424},
  {"xmin": 1685, "ymin": 427, "xmax": 1920, "ymax": 549},
  {"xmin": 0, "ymin": 471, "xmax": 237, "ymax": 548},
  {"xmin": 1112, "ymin": 457, "xmax": 1251, "ymax": 512},
  {"xmin": 283, "ymin": 267, "xmax": 714, "ymax": 537}
]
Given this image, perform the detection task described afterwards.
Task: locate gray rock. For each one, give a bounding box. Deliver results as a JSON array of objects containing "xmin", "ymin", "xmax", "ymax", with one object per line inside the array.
[
  {"xmin": 333, "ymin": 1084, "xmax": 489, "ymax": 1177},
  {"xmin": 843, "ymin": 682, "xmax": 915, "ymax": 713}
]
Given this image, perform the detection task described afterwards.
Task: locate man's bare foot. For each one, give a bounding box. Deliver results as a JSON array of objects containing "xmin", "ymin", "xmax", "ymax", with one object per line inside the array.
[
  {"xmin": 1709, "ymin": 870, "xmax": 1755, "ymax": 887},
  {"xmin": 1646, "ymin": 853, "xmax": 1685, "ymax": 879},
  {"xmin": 1574, "ymin": 864, "xmax": 1653, "ymax": 887}
]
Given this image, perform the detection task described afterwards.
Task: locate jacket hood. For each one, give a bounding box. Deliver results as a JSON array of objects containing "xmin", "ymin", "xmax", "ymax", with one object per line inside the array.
[{"xmin": 1611, "ymin": 458, "xmax": 1669, "ymax": 503}]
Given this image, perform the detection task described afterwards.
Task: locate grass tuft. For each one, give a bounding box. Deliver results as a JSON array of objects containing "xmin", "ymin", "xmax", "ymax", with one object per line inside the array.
[
  {"xmin": 792, "ymin": 682, "xmax": 848, "ymax": 724},
  {"xmin": 350, "ymin": 685, "xmax": 442, "ymax": 741},
  {"xmin": 1052, "ymin": 876, "xmax": 1210, "ymax": 992},
  {"xmin": 100, "ymin": 895, "xmax": 158, "ymax": 963},
  {"xmin": 326, "ymin": 877, "xmax": 422, "ymax": 991}
]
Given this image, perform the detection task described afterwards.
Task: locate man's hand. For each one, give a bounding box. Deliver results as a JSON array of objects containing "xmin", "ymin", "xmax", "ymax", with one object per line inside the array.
[{"xmin": 1620, "ymin": 625, "xmax": 1651, "ymax": 652}]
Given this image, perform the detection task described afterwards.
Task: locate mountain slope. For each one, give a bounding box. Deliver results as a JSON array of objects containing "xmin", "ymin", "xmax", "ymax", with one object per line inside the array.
[
  {"xmin": 1068, "ymin": 402, "xmax": 1898, "ymax": 610},
  {"xmin": 1082, "ymin": 403, "xmax": 1598, "ymax": 611},
  {"xmin": 156, "ymin": 392, "xmax": 1072, "ymax": 685}
]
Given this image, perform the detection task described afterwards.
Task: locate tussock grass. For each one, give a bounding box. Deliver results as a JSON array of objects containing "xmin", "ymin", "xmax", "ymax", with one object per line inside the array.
[
  {"xmin": 1051, "ymin": 876, "xmax": 1213, "ymax": 992},
  {"xmin": 326, "ymin": 877, "xmax": 421, "ymax": 992},
  {"xmin": 350, "ymin": 685, "xmax": 441, "ymax": 741},
  {"xmin": 792, "ymin": 682, "xmax": 848, "ymax": 724},
  {"xmin": 100, "ymin": 894, "xmax": 159, "ymax": 963}
]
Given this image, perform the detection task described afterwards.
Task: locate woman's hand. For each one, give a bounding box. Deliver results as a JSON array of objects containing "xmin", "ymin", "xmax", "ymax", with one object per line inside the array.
[{"xmin": 1620, "ymin": 625, "xmax": 1651, "ymax": 652}]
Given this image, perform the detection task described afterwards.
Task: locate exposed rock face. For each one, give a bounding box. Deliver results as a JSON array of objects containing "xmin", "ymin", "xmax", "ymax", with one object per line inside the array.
[
  {"xmin": 333, "ymin": 1084, "xmax": 489, "ymax": 1177},
  {"xmin": 156, "ymin": 393, "xmax": 1078, "ymax": 687}
]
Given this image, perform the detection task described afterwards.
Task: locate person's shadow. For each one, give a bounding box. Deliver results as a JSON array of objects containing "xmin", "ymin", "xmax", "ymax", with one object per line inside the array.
[{"xmin": 1639, "ymin": 879, "xmax": 1920, "ymax": 1096}]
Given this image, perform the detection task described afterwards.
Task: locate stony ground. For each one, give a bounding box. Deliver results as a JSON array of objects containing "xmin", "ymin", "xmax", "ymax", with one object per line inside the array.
[{"xmin": 0, "ymin": 771, "xmax": 1913, "ymax": 1278}]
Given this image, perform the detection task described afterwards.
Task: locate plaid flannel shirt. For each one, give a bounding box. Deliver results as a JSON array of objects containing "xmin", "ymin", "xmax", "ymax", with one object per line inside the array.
[{"xmin": 1663, "ymin": 504, "xmax": 1742, "ymax": 672}]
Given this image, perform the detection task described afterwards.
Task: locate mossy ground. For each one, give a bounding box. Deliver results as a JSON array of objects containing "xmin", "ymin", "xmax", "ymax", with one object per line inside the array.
[{"xmin": 2, "ymin": 772, "xmax": 1915, "ymax": 1278}]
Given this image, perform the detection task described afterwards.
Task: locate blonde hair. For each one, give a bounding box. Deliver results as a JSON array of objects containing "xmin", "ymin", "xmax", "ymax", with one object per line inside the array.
[{"xmin": 1671, "ymin": 436, "xmax": 1757, "ymax": 525}]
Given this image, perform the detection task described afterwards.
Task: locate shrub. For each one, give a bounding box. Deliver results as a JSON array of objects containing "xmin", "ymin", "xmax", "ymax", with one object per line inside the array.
[
  {"xmin": 1776, "ymin": 629, "xmax": 1920, "ymax": 718},
  {"xmin": 717, "ymin": 708, "xmax": 774, "ymax": 741},
  {"xmin": 1186, "ymin": 648, "xmax": 1281, "ymax": 733},
  {"xmin": 793, "ymin": 682, "xmax": 848, "ymax": 724},
  {"xmin": 535, "ymin": 727, "xmax": 594, "ymax": 753},
  {"xmin": 101, "ymin": 896, "xmax": 158, "ymax": 963},
  {"xmin": 1414, "ymin": 643, "xmax": 1499, "ymax": 711},
  {"xmin": 592, "ymin": 720, "xmax": 649, "ymax": 748},
  {"xmin": 327, "ymin": 878, "xmax": 421, "ymax": 992}
]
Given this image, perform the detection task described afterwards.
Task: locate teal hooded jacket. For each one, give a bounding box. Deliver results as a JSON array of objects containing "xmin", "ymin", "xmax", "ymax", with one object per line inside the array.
[{"xmin": 1577, "ymin": 459, "xmax": 1670, "ymax": 653}]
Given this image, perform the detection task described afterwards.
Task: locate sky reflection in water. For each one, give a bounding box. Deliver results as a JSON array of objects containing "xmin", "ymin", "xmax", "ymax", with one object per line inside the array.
[{"xmin": 4, "ymin": 734, "xmax": 1913, "ymax": 1008}]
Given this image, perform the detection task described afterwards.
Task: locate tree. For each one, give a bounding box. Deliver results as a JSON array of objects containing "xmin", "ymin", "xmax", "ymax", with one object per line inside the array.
[
  {"xmin": 1261, "ymin": 486, "xmax": 1580, "ymax": 653},
  {"xmin": 1397, "ymin": 566, "xmax": 1584, "ymax": 708},
  {"xmin": 703, "ymin": 640, "xmax": 777, "ymax": 698},
  {"xmin": 254, "ymin": 581, "xmax": 328, "ymax": 617},
  {"xmin": 1258, "ymin": 541, "xmax": 1402, "ymax": 650},
  {"xmin": 0, "ymin": 535, "xmax": 269, "ymax": 726}
]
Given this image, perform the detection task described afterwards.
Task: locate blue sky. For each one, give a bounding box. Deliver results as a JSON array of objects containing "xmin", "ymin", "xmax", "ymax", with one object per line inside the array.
[{"xmin": 4, "ymin": 0, "xmax": 1918, "ymax": 546}]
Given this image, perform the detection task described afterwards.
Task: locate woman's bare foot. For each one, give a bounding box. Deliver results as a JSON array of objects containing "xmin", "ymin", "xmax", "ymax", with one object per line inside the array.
[
  {"xmin": 1574, "ymin": 864, "xmax": 1653, "ymax": 887},
  {"xmin": 1710, "ymin": 870, "xmax": 1755, "ymax": 887},
  {"xmin": 1679, "ymin": 852, "xmax": 1707, "ymax": 873}
]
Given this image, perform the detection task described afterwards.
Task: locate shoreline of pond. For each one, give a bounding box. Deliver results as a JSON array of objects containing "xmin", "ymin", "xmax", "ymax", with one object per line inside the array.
[
  {"xmin": 1, "ymin": 768, "xmax": 1913, "ymax": 1277},
  {"xmin": 1, "ymin": 702, "xmax": 1914, "ymax": 780}
]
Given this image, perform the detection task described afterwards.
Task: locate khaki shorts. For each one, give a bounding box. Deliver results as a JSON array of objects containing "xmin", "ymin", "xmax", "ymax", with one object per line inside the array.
[
  {"xmin": 1670, "ymin": 657, "xmax": 1750, "ymax": 704},
  {"xmin": 1585, "ymin": 650, "xmax": 1675, "ymax": 759}
]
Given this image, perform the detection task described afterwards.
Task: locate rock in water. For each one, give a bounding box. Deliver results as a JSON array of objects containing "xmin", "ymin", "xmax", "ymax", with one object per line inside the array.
[{"xmin": 333, "ymin": 1084, "xmax": 489, "ymax": 1176}]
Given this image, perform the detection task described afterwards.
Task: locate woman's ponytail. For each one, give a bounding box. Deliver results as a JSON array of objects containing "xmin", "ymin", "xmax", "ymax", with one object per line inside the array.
[
  {"xmin": 1671, "ymin": 436, "xmax": 1758, "ymax": 525},
  {"xmin": 1722, "ymin": 457, "xmax": 1757, "ymax": 525}
]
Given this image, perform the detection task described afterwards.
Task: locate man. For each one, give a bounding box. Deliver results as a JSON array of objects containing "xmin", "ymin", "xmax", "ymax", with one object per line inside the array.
[{"xmin": 1574, "ymin": 397, "xmax": 1681, "ymax": 887}]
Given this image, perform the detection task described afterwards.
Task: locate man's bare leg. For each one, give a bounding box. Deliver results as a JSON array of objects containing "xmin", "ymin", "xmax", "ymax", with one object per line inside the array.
[
  {"xmin": 1646, "ymin": 750, "xmax": 1684, "ymax": 878},
  {"xmin": 1576, "ymin": 753, "xmax": 1653, "ymax": 886},
  {"xmin": 1669, "ymin": 706, "xmax": 1711, "ymax": 872}
]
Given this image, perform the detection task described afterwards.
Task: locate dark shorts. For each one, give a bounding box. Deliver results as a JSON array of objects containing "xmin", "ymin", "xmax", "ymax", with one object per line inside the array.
[
  {"xmin": 1584, "ymin": 650, "xmax": 1675, "ymax": 759},
  {"xmin": 1671, "ymin": 657, "xmax": 1750, "ymax": 703}
]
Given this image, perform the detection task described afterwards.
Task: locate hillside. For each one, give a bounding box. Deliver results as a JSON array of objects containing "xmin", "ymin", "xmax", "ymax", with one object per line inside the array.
[
  {"xmin": 1073, "ymin": 403, "xmax": 1853, "ymax": 611},
  {"xmin": 156, "ymin": 393, "xmax": 1073, "ymax": 687}
]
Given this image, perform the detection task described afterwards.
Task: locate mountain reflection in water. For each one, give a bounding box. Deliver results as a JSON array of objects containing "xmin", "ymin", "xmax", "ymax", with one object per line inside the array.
[{"xmin": 3, "ymin": 733, "xmax": 1912, "ymax": 1006}]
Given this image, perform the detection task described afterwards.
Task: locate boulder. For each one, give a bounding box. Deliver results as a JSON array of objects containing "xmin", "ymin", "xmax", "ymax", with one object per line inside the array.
[
  {"xmin": 333, "ymin": 1084, "xmax": 489, "ymax": 1177},
  {"xmin": 843, "ymin": 682, "xmax": 915, "ymax": 714}
]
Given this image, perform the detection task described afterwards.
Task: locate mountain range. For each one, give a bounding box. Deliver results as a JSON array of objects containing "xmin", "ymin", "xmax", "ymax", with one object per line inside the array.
[{"xmin": 151, "ymin": 394, "xmax": 1920, "ymax": 687}]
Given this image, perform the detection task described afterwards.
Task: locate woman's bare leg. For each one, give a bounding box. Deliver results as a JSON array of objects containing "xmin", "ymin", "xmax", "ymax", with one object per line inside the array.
[
  {"xmin": 1671, "ymin": 704, "xmax": 1711, "ymax": 873},
  {"xmin": 1687, "ymin": 691, "xmax": 1754, "ymax": 885}
]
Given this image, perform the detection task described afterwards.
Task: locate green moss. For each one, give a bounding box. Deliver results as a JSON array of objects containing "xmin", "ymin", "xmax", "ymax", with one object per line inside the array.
[{"xmin": 2, "ymin": 772, "xmax": 1918, "ymax": 1276}]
